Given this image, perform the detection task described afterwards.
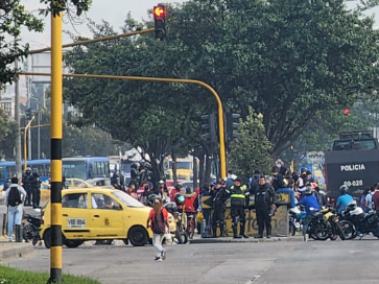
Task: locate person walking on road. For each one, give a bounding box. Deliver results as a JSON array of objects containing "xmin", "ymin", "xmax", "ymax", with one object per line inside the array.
[
  {"xmin": 230, "ymin": 178, "xmax": 250, "ymax": 239},
  {"xmin": 147, "ymin": 197, "xmax": 170, "ymax": 262},
  {"xmin": 254, "ymin": 176, "xmax": 275, "ymax": 239},
  {"xmin": 6, "ymin": 177, "xmax": 26, "ymax": 242}
]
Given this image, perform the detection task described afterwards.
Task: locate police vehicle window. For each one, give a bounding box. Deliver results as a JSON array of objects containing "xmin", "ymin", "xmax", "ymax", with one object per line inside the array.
[{"xmin": 62, "ymin": 193, "xmax": 87, "ymax": 209}]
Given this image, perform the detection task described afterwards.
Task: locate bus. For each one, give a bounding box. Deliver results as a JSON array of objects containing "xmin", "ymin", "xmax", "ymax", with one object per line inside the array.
[
  {"xmin": 167, "ymin": 158, "xmax": 193, "ymax": 181},
  {"xmin": 62, "ymin": 157, "xmax": 110, "ymax": 181},
  {"xmin": 0, "ymin": 159, "xmax": 51, "ymax": 186}
]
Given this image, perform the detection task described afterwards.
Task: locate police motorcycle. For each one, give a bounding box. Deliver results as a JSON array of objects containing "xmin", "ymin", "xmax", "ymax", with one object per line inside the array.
[
  {"xmin": 22, "ymin": 209, "xmax": 42, "ymax": 245},
  {"xmin": 340, "ymin": 201, "xmax": 379, "ymax": 239}
]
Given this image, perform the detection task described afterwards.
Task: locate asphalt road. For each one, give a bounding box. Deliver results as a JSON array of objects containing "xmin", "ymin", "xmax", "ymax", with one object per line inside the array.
[{"xmin": 3, "ymin": 238, "xmax": 379, "ymax": 284}]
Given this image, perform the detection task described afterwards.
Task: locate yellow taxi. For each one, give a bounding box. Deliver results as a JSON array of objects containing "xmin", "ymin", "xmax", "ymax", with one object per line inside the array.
[{"xmin": 40, "ymin": 188, "xmax": 176, "ymax": 248}]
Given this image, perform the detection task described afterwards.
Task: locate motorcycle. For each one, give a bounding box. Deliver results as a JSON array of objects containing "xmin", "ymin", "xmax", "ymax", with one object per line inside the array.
[
  {"xmin": 289, "ymin": 207, "xmax": 306, "ymax": 236},
  {"xmin": 341, "ymin": 201, "xmax": 379, "ymax": 239},
  {"xmin": 164, "ymin": 202, "xmax": 188, "ymax": 244},
  {"xmin": 320, "ymin": 207, "xmax": 354, "ymax": 240},
  {"xmin": 22, "ymin": 213, "xmax": 42, "ymax": 246},
  {"xmin": 306, "ymin": 210, "xmax": 331, "ymax": 241}
]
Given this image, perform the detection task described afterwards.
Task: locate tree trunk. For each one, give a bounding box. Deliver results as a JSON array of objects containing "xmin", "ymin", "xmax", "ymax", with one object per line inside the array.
[
  {"xmin": 199, "ymin": 154, "xmax": 205, "ymax": 187},
  {"xmin": 171, "ymin": 150, "xmax": 178, "ymax": 185},
  {"xmin": 204, "ymin": 153, "xmax": 212, "ymax": 186}
]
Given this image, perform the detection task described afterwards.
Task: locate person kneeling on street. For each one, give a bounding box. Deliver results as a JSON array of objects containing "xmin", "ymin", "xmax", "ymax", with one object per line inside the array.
[{"xmin": 147, "ymin": 197, "xmax": 170, "ymax": 262}]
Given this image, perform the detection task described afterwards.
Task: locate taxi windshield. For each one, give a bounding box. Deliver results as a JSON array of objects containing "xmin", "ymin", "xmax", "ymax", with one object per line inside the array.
[{"xmin": 112, "ymin": 191, "xmax": 145, "ymax": 208}]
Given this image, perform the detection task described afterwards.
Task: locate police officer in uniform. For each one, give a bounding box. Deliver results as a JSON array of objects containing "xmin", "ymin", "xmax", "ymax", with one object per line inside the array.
[
  {"xmin": 255, "ymin": 176, "xmax": 275, "ymax": 238},
  {"xmin": 212, "ymin": 181, "xmax": 230, "ymax": 237},
  {"xmin": 230, "ymin": 178, "xmax": 250, "ymax": 239}
]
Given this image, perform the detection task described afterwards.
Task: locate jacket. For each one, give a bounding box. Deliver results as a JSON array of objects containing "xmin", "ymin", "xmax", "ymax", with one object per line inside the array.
[
  {"xmin": 272, "ymin": 173, "xmax": 285, "ymax": 191},
  {"xmin": 255, "ymin": 183, "xmax": 275, "ymax": 211},
  {"xmin": 230, "ymin": 185, "xmax": 249, "ymax": 207},
  {"xmin": 213, "ymin": 187, "xmax": 230, "ymax": 210},
  {"xmin": 5, "ymin": 184, "xmax": 27, "ymax": 207}
]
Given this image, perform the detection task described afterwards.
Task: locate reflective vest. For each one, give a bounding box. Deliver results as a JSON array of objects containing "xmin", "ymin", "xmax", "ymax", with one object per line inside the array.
[{"xmin": 230, "ymin": 185, "xmax": 249, "ymax": 207}]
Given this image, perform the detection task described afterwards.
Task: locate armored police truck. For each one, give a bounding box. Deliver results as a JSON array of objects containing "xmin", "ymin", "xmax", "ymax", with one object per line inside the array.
[{"xmin": 324, "ymin": 131, "xmax": 379, "ymax": 203}]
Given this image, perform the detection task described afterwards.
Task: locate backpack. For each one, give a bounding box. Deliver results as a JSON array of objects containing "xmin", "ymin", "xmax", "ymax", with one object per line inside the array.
[{"xmin": 8, "ymin": 186, "xmax": 22, "ymax": 207}]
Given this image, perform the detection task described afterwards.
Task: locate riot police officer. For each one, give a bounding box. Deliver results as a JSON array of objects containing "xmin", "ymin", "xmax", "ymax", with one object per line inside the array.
[
  {"xmin": 22, "ymin": 167, "xmax": 33, "ymax": 206},
  {"xmin": 212, "ymin": 181, "xmax": 230, "ymax": 237},
  {"xmin": 230, "ymin": 178, "xmax": 250, "ymax": 238}
]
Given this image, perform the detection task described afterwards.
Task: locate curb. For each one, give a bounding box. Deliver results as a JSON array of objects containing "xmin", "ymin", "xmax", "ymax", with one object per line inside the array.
[
  {"xmin": 189, "ymin": 236, "xmax": 303, "ymax": 244},
  {"xmin": 0, "ymin": 243, "xmax": 34, "ymax": 261}
]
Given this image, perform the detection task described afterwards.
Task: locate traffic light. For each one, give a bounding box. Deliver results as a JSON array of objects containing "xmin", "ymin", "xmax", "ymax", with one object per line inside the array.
[
  {"xmin": 25, "ymin": 108, "xmax": 33, "ymax": 121},
  {"xmin": 343, "ymin": 108, "xmax": 350, "ymax": 115},
  {"xmin": 201, "ymin": 113, "xmax": 217, "ymax": 143},
  {"xmin": 153, "ymin": 4, "xmax": 166, "ymax": 40},
  {"xmin": 226, "ymin": 113, "xmax": 240, "ymax": 141}
]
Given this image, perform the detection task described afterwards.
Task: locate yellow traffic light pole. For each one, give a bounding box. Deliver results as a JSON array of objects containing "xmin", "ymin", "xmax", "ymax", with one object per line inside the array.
[
  {"xmin": 23, "ymin": 116, "xmax": 35, "ymax": 171},
  {"xmin": 49, "ymin": 10, "xmax": 63, "ymax": 283},
  {"xmin": 21, "ymin": 72, "xmax": 227, "ymax": 179}
]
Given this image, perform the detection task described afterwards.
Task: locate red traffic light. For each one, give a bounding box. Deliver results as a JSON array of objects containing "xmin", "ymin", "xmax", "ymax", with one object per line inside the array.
[
  {"xmin": 153, "ymin": 6, "xmax": 165, "ymax": 18},
  {"xmin": 343, "ymin": 108, "xmax": 350, "ymax": 115}
]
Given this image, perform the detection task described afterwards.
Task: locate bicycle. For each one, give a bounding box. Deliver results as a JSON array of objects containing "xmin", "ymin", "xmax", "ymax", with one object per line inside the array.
[{"xmin": 186, "ymin": 212, "xmax": 195, "ymax": 239}]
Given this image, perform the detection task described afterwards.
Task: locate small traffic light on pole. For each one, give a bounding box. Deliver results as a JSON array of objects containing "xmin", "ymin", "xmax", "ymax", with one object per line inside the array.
[
  {"xmin": 201, "ymin": 113, "xmax": 217, "ymax": 143},
  {"xmin": 226, "ymin": 113, "xmax": 240, "ymax": 141},
  {"xmin": 153, "ymin": 4, "xmax": 166, "ymax": 40},
  {"xmin": 26, "ymin": 108, "xmax": 33, "ymax": 121}
]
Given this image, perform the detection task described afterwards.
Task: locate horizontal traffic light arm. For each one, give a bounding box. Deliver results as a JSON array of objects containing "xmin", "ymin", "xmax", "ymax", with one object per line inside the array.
[
  {"xmin": 21, "ymin": 71, "xmax": 228, "ymax": 179},
  {"xmin": 28, "ymin": 28, "xmax": 155, "ymax": 55}
]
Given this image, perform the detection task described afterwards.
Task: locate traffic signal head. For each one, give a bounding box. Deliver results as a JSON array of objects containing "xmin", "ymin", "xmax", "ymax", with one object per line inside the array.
[
  {"xmin": 153, "ymin": 4, "xmax": 166, "ymax": 40},
  {"xmin": 343, "ymin": 108, "xmax": 350, "ymax": 115},
  {"xmin": 226, "ymin": 113, "xmax": 241, "ymax": 141},
  {"xmin": 201, "ymin": 113, "xmax": 217, "ymax": 143}
]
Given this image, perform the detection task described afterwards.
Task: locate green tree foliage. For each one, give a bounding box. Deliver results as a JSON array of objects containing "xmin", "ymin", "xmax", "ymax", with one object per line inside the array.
[
  {"xmin": 0, "ymin": 0, "xmax": 43, "ymax": 89},
  {"xmin": 0, "ymin": 109, "xmax": 18, "ymax": 159},
  {"xmin": 63, "ymin": 0, "xmax": 379, "ymax": 181},
  {"xmin": 228, "ymin": 108, "xmax": 272, "ymax": 182}
]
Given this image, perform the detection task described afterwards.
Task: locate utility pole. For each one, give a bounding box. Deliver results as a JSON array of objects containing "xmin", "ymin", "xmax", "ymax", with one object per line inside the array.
[{"xmin": 14, "ymin": 38, "xmax": 22, "ymax": 181}]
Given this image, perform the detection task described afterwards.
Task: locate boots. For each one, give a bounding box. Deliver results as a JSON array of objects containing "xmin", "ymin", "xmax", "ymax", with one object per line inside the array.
[
  {"xmin": 240, "ymin": 225, "xmax": 249, "ymax": 239},
  {"xmin": 220, "ymin": 223, "xmax": 228, "ymax": 237},
  {"xmin": 212, "ymin": 225, "xmax": 218, "ymax": 238},
  {"xmin": 233, "ymin": 227, "xmax": 241, "ymax": 239},
  {"xmin": 15, "ymin": 225, "xmax": 22, "ymax": 242}
]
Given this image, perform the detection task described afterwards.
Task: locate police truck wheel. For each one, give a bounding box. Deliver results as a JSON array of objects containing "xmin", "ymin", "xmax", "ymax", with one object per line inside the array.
[{"xmin": 128, "ymin": 226, "xmax": 148, "ymax": 246}]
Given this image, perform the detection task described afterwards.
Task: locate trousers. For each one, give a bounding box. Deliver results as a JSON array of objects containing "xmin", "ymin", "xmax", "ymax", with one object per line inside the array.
[
  {"xmin": 256, "ymin": 209, "xmax": 272, "ymax": 236},
  {"xmin": 7, "ymin": 205, "xmax": 23, "ymax": 239},
  {"xmin": 152, "ymin": 233, "xmax": 164, "ymax": 258},
  {"xmin": 32, "ymin": 188, "xmax": 40, "ymax": 208},
  {"xmin": 231, "ymin": 206, "xmax": 246, "ymax": 236}
]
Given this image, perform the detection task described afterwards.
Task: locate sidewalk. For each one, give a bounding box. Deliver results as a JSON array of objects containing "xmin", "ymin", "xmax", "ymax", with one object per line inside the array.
[
  {"xmin": 0, "ymin": 239, "xmax": 34, "ymax": 261},
  {"xmin": 190, "ymin": 234, "xmax": 303, "ymax": 244}
]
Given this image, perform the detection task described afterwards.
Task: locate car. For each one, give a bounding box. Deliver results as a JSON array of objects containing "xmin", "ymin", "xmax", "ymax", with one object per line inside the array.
[{"xmin": 40, "ymin": 187, "xmax": 177, "ymax": 248}]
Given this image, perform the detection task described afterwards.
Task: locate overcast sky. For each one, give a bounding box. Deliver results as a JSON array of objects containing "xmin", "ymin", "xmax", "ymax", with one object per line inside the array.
[
  {"xmin": 20, "ymin": 0, "xmax": 187, "ymax": 48},
  {"xmin": 19, "ymin": 0, "xmax": 379, "ymax": 48}
]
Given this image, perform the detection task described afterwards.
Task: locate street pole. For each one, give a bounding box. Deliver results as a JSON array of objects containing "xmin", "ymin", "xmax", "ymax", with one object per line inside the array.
[
  {"xmin": 24, "ymin": 117, "xmax": 35, "ymax": 171},
  {"xmin": 21, "ymin": 72, "xmax": 227, "ymax": 179},
  {"xmin": 48, "ymin": 10, "xmax": 63, "ymax": 284},
  {"xmin": 37, "ymin": 107, "xmax": 41, "ymax": 159},
  {"xmin": 14, "ymin": 58, "xmax": 22, "ymax": 181}
]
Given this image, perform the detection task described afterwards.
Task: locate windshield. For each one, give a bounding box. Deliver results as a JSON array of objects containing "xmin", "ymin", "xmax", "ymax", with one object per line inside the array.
[
  {"xmin": 112, "ymin": 190, "xmax": 145, "ymax": 208},
  {"xmin": 63, "ymin": 161, "xmax": 87, "ymax": 180},
  {"xmin": 169, "ymin": 161, "xmax": 191, "ymax": 169}
]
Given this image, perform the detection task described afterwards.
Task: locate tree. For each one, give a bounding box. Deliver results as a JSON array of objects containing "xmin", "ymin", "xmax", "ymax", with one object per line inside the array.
[
  {"xmin": 228, "ymin": 108, "xmax": 272, "ymax": 182},
  {"xmin": 0, "ymin": 109, "xmax": 18, "ymax": 159},
  {"xmin": 0, "ymin": 0, "xmax": 43, "ymax": 89}
]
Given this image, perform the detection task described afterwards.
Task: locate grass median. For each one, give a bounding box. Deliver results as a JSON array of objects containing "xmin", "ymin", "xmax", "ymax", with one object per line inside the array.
[{"xmin": 0, "ymin": 265, "xmax": 102, "ymax": 284}]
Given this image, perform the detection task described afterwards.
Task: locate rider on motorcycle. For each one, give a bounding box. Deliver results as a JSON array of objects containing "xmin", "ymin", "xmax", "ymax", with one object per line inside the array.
[
  {"xmin": 336, "ymin": 185, "xmax": 354, "ymax": 214},
  {"xmin": 295, "ymin": 187, "xmax": 320, "ymax": 242}
]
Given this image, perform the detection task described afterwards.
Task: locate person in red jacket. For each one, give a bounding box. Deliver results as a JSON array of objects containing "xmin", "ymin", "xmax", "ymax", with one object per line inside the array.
[
  {"xmin": 147, "ymin": 197, "xmax": 170, "ymax": 261},
  {"xmin": 170, "ymin": 184, "xmax": 182, "ymax": 201}
]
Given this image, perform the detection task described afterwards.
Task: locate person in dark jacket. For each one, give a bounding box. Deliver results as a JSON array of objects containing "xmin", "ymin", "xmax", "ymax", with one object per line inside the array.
[
  {"xmin": 200, "ymin": 184, "xmax": 214, "ymax": 237},
  {"xmin": 271, "ymin": 166, "xmax": 285, "ymax": 190},
  {"xmin": 230, "ymin": 178, "xmax": 250, "ymax": 238},
  {"xmin": 31, "ymin": 168, "xmax": 41, "ymax": 208},
  {"xmin": 212, "ymin": 181, "xmax": 230, "ymax": 237},
  {"xmin": 254, "ymin": 177, "xmax": 275, "ymax": 238},
  {"xmin": 22, "ymin": 167, "xmax": 33, "ymax": 206}
]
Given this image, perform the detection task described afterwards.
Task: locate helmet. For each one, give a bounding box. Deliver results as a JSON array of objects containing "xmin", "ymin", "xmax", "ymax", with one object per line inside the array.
[
  {"xmin": 175, "ymin": 184, "xmax": 182, "ymax": 190},
  {"xmin": 346, "ymin": 201, "xmax": 357, "ymax": 212},
  {"xmin": 185, "ymin": 187, "xmax": 192, "ymax": 194},
  {"xmin": 131, "ymin": 163, "xmax": 138, "ymax": 169},
  {"xmin": 339, "ymin": 185, "xmax": 349, "ymax": 194},
  {"xmin": 147, "ymin": 194, "xmax": 158, "ymax": 206},
  {"xmin": 164, "ymin": 202, "xmax": 178, "ymax": 214},
  {"xmin": 305, "ymin": 186, "xmax": 313, "ymax": 195},
  {"xmin": 174, "ymin": 193, "xmax": 185, "ymax": 206}
]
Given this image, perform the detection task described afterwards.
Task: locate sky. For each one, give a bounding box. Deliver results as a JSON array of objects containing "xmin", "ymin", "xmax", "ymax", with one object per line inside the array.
[{"xmin": 20, "ymin": 0, "xmax": 187, "ymax": 48}]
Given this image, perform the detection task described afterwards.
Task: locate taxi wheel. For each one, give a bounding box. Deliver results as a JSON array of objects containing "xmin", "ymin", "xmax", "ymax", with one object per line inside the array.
[
  {"xmin": 64, "ymin": 240, "xmax": 84, "ymax": 248},
  {"xmin": 43, "ymin": 229, "xmax": 51, "ymax": 249},
  {"xmin": 128, "ymin": 226, "xmax": 148, "ymax": 246}
]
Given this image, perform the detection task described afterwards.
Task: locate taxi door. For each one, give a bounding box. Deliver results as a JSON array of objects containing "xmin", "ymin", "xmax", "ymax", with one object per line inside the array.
[
  {"xmin": 89, "ymin": 193, "xmax": 124, "ymax": 238},
  {"xmin": 61, "ymin": 192, "xmax": 91, "ymax": 238}
]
